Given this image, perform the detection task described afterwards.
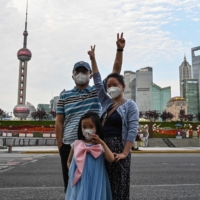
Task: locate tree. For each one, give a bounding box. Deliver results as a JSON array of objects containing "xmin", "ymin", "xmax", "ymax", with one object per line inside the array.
[
  {"xmin": 50, "ymin": 110, "xmax": 56, "ymax": 119},
  {"xmin": 179, "ymin": 107, "xmax": 186, "ymax": 122},
  {"xmin": 0, "ymin": 108, "xmax": 6, "ymax": 120},
  {"xmin": 31, "ymin": 109, "xmax": 48, "ymax": 121},
  {"xmin": 185, "ymin": 114, "xmax": 194, "ymax": 122},
  {"xmin": 196, "ymin": 112, "xmax": 200, "ymax": 121},
  {"xmin": 160, "ymin": 110, "xmax": 174, "ymax": 122},
  {"xmin": 143, "ymin": 110, "xmax": 160, "ymax": 122}
]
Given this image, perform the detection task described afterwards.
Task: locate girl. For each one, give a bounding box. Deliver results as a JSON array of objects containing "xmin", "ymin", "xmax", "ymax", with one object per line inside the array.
[
  {"xmin": 88, "ymin": 46, "xmax": 139, "ymax": 200},
  {"xmin": 65, "ymin": 112, "xmax": 114, "ymax": 200}
]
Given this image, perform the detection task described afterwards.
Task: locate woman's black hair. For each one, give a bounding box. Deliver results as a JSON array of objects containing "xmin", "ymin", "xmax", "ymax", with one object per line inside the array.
[
  {"xmin": 77, "ymin": 112, "xmax": 104, "ymax": 140},
  {"xmin": 105, "ymin": 73, "xmax": 125, "ymax": 86}
]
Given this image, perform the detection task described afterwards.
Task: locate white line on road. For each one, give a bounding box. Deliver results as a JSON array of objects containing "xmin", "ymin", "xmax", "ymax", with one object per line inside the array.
[
  {"xmin": 1, "ymin": 184, "xmax": 200, "ymax": 190},
  {"xmin": 131, "ymin": 184, "xmax": 200, "ymax": 187}
]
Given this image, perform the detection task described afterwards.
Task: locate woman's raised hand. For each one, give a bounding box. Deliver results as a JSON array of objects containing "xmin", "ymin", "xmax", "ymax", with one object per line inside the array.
[
  {"xmin": 88, "ymin": 45, "xmax": 96, "ymax": 61},
  {"xmin": 116, "ymin": 33, "xmax": 125, "ymax": 50}
]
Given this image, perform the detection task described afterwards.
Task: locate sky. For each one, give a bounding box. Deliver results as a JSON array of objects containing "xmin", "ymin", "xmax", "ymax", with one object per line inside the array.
[{"xmin": 0, "ymin": 0, "xmax": 200, "ymax": 113}]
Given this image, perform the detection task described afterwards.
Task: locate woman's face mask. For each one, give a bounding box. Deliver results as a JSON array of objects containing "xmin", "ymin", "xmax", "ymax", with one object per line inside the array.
[
  {"xmin": 82, "ymin": 129, "xmax": 96, "ymax": 140},
  {"xmin": 73, "ymin": 72, "xmax": 91, "ymax": 85},
  {"xmin": 107, "ymin": 87, "xmax": 122, "ymax": 99}
]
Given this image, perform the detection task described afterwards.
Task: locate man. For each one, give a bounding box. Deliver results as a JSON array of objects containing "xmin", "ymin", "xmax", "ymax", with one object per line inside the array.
[{"xmin": 56, "ymin": 33, "xmax": 125, "ymax": 192}]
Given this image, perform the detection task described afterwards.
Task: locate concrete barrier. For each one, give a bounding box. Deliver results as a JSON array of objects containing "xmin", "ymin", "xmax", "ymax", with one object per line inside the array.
[
  {"xmin": 26, "ymin": 133, "xmax": 33, "ymax": 137},
  {"xmin": 19, "ymin": 133, "xmax": 26, "ymax": 137},
  {"xmin": 43, "ymin": 134, "xmax": 50, "ymax": 138}
]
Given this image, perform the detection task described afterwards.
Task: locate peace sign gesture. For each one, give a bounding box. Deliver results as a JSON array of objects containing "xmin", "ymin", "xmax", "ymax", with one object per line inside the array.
[
  {"xmin": 116, "ymin": 33, "xmax": 125, "ymax": 50},
  {"xmin": 88, "ymin": 45, "xmax": 96, "ymax": 61}
]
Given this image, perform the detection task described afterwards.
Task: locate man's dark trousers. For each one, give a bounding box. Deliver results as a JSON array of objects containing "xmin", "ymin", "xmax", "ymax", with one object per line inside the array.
[{"xmin": 59, "ymin": 144, "xmax": 71, "ymax": 192}]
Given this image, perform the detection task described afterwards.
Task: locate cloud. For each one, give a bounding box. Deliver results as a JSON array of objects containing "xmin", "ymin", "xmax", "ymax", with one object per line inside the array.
[{"xmin": 0, "ymin": 0, "xmax": 199, "ymax": 112}]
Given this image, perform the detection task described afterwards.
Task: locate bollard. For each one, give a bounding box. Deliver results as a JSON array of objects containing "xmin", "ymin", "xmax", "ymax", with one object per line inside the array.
[{"xmin": 8, "ymin": 145, "xmax": 12, "ymax": 153}]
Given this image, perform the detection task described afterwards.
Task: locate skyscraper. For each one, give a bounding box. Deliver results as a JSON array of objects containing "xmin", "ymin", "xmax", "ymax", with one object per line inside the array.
[
  {"xmin": 179, "ymin": 55, "xmax": 192, "ymax": 97},
  {"xmin": 182, "ymin": 79, "xmax": 199, "ymax": 116},
  {"xmin": 191, "ymin": 46, "xmax": 200, "ymax": 79},
  {"xmin": 124, "ymin": 71, "xmax": 136, "ymax": 101},
  {"xmin": 13, "ymin": 2, "xmax": 32, "ymax": 119},
  {"xmin": 136, "ymin": 67, "xmax": 153, "ymax": 112},
  {"xmin": 124, "ymin": 67, "xmax": 171, "ymax": 113}
]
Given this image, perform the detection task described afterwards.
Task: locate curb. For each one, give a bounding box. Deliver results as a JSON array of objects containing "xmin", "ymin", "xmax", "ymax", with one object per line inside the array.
[
  {"xmin": 21, "ymin": 151, "xmax": 59, "ymax": 154},
  {"xmin": 20, "ymin": 150, "xmax": 200, "ymax": 154},
  {"xmin": 131, "ymin": 150, "xmax": 200, "ymax": 153}
]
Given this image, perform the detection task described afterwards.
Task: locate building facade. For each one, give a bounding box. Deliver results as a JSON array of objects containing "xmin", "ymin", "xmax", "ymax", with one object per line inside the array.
[
  {"xmin": 182, "ymin": 79, "xmax": 199, "ymax": 115},
  {"xmin": 50, "ymin": 96, "xmax": 59, "ymax": 111},
  {"xmin": 152, "ymin": 83, "xmax": 171, "ymax": 113},
  {"xmin": 37, "ymin": 104, "xmax": 51, "ymax": 113},
  {"xmin": 136, "ymin": 67, "xmax": 153, "ymax": 112},
  {"xmin": 166, "ymin": 97, "xmax": 187, "ymax": 121},
  {"xmin": 191, "ymin": 46, "xmax": 200, "ymax": 79},
  {"xmin": 124, "ymin": 71, "xmax": 136, "ymax": 101},
  {"xmin": 179, "ymin": 55, "xmax": 192, "ymax": 97},
  {"xmin": 124, "ymin": 67, "xmax": 171, "ymax": 113}
]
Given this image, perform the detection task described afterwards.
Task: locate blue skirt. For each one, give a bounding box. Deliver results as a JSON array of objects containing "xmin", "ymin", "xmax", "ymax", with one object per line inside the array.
[{"xmin": 65, "ymin": 152, "xmax": 112, "ymax": 200}]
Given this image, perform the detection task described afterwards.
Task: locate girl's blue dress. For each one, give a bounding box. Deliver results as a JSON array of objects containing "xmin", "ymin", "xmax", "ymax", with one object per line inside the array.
[{"xmin": 65, "ymin": 143, "xmax": 112, "ymax": 200}]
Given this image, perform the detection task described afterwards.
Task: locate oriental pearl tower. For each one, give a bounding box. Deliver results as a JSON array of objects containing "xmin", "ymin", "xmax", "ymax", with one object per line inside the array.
[{"xmin": 13, "ymin": 2, "xmax": 32, "ymax": 119}]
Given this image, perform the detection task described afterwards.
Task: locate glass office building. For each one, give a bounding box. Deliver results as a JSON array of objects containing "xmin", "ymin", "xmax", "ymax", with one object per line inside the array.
[
  {"xmin": 191, "ymin": 46, "xmax": 200, "ymax": 79},
  {"xmin": 124, "ymin": 71, "xmax": 136, "ymax": 101},
  {"xmin": 152, "ymin": 83, "xmax": 171, "ymax": 113},
  {"xmin": 182, "ymin": 79, "xmax": 199, "ymax": 115},
  {"xmin": 37, "ymin": 104, "xmax": 51, "ymax": 113}
]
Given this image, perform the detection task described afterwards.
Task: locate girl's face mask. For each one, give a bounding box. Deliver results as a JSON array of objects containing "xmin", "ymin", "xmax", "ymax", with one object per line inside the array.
[
  {"xmin": 73, "ymin": 72, "xmax": 91, "ymax": 85},
  {"xmin": 82, "ymin": 129, "xmax": 96, "ymax": 140},
  {"xmin": 107, "ymin": 86, "xmax": 122, "ymax": 99}
]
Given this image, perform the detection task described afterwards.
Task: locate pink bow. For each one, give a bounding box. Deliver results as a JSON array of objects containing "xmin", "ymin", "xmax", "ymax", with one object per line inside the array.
[{"xmin": 72, "ymin": 140, "xmax": 102, "ymax": 186}]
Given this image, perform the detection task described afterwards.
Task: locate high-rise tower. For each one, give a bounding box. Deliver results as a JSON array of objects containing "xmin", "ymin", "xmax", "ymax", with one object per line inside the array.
[
  {"xmin": 179, "ymin": 55, "xmax": 192, "ymax": 97},
  {"xmin": 191, "ymin": 46, "xmax": 200, "ymax": 79},
  {"xmin": 13, "ymin": 1, "xmax": 32, "ymax": 119}
]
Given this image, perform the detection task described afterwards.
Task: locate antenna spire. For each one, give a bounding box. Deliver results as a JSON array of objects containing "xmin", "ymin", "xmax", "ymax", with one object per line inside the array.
[{"xmin": 23, "ymin": 0, "xmax": 28, "ymax": 48}]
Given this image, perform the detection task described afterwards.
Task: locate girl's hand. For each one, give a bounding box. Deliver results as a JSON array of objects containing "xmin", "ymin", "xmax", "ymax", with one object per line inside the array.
[
  {"xmin": 113, "ymin": 152, "xmax": 127, "ymax": 162},
  {"xmin": 116, "ymin": 33, "xmax": 125, "ymax": 50},
  {"xmin": 88, "ymin": 45, "xmax": 96, "ymax": 61},
  {"xmin": 91, "ymin": 134, "xmax": 104, "ymax": 145}
]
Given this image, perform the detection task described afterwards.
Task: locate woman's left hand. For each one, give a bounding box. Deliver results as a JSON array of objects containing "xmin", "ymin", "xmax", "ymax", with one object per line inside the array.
[{"xmin": 113, "ymin": 152, "xmax": 127, "ymax": 162}]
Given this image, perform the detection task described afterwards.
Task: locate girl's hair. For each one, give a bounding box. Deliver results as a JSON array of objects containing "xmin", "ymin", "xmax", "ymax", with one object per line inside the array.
[
  {"xmin": 77, "ymin": 112, "xmax": 104, "ymax": 140},
  {"xmin": 105, "ymin": 73, "xmax": 125, "ymax": 86}
]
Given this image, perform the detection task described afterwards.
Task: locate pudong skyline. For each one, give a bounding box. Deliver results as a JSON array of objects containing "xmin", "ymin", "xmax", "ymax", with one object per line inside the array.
[{"xmin": 0, "ymin": 0, "xmax": 200, "ymax": 112}]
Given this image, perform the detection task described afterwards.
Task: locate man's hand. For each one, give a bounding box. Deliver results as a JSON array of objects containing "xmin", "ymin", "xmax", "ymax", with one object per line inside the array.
[
  {"xmin": 88, "ymin": 45, "xmax": 96, "ymax": 61},
  {"xmin": 57, "ymin": 142, "xmax": 63, "ymax": 151},
  {"xmin": 116, "ymin": 33, "xmax": 125, "ymax": 50}
]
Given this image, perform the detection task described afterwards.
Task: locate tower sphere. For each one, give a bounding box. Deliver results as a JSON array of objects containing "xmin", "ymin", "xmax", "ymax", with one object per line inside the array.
[
  {"xmin": 13, "ymin": 104, "xmax": 30, "ymax": 119},
  {"xmin": 17, "ymin": 48, "xmax": 32, "ymax": 61}
]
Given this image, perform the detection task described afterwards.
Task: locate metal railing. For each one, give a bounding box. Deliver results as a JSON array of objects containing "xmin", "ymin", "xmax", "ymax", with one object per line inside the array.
[{"xmin": 0, "ymin": 137, "xmax": 57, "ymax": 146}]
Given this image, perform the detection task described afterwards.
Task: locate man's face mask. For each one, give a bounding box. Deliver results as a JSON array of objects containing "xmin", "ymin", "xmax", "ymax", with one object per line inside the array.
[
  {"xmin": 107, "ymin": 86, "xmax": 122, "ymax": 99},
  {"xmin": 82, "ymin": 129, "xmax": 96, "ymax": 140},
  {"xmin": 73, "ymin": 72, "xmax": 91, "ymax": 85}
]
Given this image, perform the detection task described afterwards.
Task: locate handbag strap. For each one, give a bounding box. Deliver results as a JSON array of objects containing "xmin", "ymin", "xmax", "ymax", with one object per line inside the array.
[{"xmin": 102, "ymin": 98, "xmax": 127, "ymax": 126}]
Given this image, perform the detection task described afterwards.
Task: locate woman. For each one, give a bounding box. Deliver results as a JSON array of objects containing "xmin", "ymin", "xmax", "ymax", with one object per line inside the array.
[{"xmin": 88, "ymin": 46, "xmax": 139, "ymax": 200}]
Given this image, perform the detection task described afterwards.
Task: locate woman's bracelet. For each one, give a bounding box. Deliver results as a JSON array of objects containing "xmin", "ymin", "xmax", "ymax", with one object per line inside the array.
[{"xmin": 117, "ymin": 49, "xmax": 123, "ymax": 52}]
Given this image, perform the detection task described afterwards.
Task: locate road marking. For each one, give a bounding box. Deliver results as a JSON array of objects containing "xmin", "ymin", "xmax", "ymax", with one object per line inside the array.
[
  {"xmin": 131, "ymin": 184, "xmax": 200, "ymax": 187},
  {"xmin": 0, "ymin": 187, "xmax": 64, "ymax": 190},
  {"xmin": 7, "ymin": 162, "xmax": 20, "ymax": 165}
]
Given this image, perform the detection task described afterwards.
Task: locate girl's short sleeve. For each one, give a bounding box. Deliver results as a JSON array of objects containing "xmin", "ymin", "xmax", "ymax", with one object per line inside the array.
[
  {"xmin": 70, "ymin": 142, "xmax": 75, "ymax": 150},
  {"xmin": 100, "ymin": 144, "xmax": 104, "ymax": 152}
]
